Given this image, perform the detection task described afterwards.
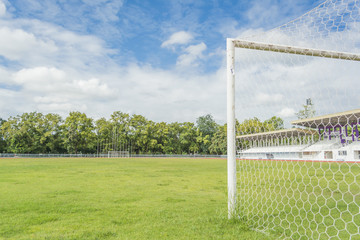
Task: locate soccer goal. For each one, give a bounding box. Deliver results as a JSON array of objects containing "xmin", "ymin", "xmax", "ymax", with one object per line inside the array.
[
  {"xmin": 228, "ymin": 0, "xmax": 360, "ymax": 239},
  {"xmin": 108, "ymin": 151, "xmax": 130, "ymax": 158}
]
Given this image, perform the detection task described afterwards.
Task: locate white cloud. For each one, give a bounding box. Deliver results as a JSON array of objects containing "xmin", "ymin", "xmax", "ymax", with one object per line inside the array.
[
  {"xmin": 14, "ymin": 67, "xmax": 113, "ymax": 97},
  {"xmin": 0, "ymin": 2, "xmax": 222, "ymax": 123},
  {"xmin": 185, "ymin": 42, "xmax": 207, "ymax": 56},
  {"xmin": 278, "ymin": 107, "xmax": 296, "ymax": 118},
  {"xmin": 0, "ymin": 88, "xmax": 26, "ymax": 118},
  {"xmin": 1, "ymin": 0, "xmax": 358, "ymax": 128},
  {"xmin": 0, "ymin": 66, "xmax": 11, "ymax": 84},
  {"xmin": 255, "ymin": 93, "xmax": 283, "ymax": 104},
  {"xmin": 0, "ymin": 0, "xmax": 6, "ymax": 17},
  {"xmin": 176, "ymin": 42, "xmax": 207, "ymax": 67},
  {"xmin": 93, "ymin": 63, "xmax": 227, "ymax": 123},
  {"xmin": 161, "ymin": 31, "xmax": 193, "ymax": 48},
  {"xmin": 0, "ymin": 12, "xmax": 225, "ymax": 123},
  {"xmin": 246, "ymin": 1, "xmax": 278, "ymax": 26},
  {"xmin": 0, "ymin": 17, "xmax": 114, "ymax": 71},
  {"xmin": 37, "ymin": 103, "xmax": 88, "ymax": 113},
  {"xmin": 88, "ymin": 0, "xmax": 124, "ymax": 22},
  {"xmin": 235, "ymin": 44, "xmax": 360, "ymax": 124},
  {"xmin": 5, "ymin": 63, "xmax": 223, "ymax": 123},
  {"xmin": 14, "ymin": 67, "xmax": 65, "ymax": 92},
  {"xmin": 11, "ymin": 66, "xmax": 114, "ymax": 114},
  {"xmin": 0, "ymin": 27, "xmax": 58, "ymax": 61}
]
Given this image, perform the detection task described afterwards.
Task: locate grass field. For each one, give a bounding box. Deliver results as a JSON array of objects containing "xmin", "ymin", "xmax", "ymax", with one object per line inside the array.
[{"xmin": 0, "ymin": 157, "xmax": 274, "ymax": 240}]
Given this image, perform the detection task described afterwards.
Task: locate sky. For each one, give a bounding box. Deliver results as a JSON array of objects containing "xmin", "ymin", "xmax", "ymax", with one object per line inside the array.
[{"xmin": 0, "ymin": 0, "xmax": 329, "ymax": 123}]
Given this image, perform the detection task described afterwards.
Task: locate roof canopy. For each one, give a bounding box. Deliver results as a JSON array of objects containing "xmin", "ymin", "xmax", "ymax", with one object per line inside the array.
[
  {"xmin": 291, "ymin": 109, "xmax": 360, "ymax": 129},
  {"xmin": 236, "ymin": 128, "xmax": 316, "ymax": 140}
]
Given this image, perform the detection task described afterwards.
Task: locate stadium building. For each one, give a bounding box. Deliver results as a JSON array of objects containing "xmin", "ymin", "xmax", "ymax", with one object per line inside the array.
[{"xmin": 237, "ymin": 109, "xmax": 360, "ymax": 161}]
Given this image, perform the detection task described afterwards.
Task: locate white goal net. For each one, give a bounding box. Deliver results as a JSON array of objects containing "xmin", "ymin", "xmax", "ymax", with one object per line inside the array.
[{"xmin": 227, "ymin": 0, "xmax": 360, "ymax": 239}]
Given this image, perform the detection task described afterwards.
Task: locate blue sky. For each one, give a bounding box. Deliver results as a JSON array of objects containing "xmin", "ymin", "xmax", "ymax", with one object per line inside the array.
[{"xmin": 0, "ymin": 0, "xmax": 325, "ymax": 123}]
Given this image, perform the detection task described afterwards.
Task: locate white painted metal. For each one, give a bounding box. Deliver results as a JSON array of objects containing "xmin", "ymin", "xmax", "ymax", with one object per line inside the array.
[
  {"xmin": 227, "ymin": 38, "xmax": 236, "ymax": 219},
  {"xmin": 232, "ymin": 39, "xmax": 360, "ymax": 61}
]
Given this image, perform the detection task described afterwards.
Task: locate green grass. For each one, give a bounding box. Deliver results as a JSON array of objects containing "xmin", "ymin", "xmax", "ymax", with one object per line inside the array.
[
  {"xmin": 238, "ymin": 159, "xmax": 360, "ymax": 239},
  {"xmin": 0, "ymin": 157, "xmax": 274, "ymax": 240}
]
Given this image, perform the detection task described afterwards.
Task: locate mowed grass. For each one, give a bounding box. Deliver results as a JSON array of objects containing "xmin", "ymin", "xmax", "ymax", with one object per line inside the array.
[{"xmin": 0, "ymin": 157, "xmax": 274, "ymax": 240}]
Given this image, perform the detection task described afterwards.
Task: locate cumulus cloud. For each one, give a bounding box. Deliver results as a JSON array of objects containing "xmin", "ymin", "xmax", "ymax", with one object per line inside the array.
[
  {"xmin": 81, "ymin": 0, "xmax": 124, "ymax": 22},
  {"xmin": 176, "ymin": 42, "xmax": 207, "ymax": 67},
  {"xmin": 13, "ymin": 67, "xmax": 65, "ymax": 91},
  {"xmin": 0, "ymin": 10, "xmax": 224, "ymax": 123},
  {"xmin": 0, "ymin": 16, "xmax": 114, "ymax": 71},
  {"xmin": 0, "ymin": 27, "xmax": 58, "ymax": 61},
  {"xmin": 3, "ymin": 62, "xmax": 226, "ymax": 123},
  {"xmin": 2, "ymin": 0, "xmax": 358, "ymax": 127},
  {"xmin": 0, "ymin": 0, "xmax": 6, "ymax": 17},
  {"xmin": 245, "ymin": 0, "xmax": 285, "ymax": 28},
  {"xmin": 111, "ymin": 64, "xmax": 225, "ymax": 122},
  {"xmin": 14, "ymin": 67, "xmax": 113, "ymax": 96},
  {"xmin": 0, "ymin": 67, "xmax": 12, "ymax": 84},
  {"xmin": 161, "ymin": 31, "xmax": 193, "ymax": 48},
  {"xmin": 278, "ymin": 107, "xmax": 296, "ymax": 118},
  {"xmin": 255, "ymin": 93, "xmax": 283, "ymax": 104},
  {"xmin": 11, "ymin": 67, "xmax": 114, "ymax": 114}
]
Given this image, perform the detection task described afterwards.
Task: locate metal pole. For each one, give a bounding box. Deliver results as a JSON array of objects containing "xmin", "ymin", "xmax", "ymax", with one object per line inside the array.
[{"xmin": 227, "ymin": 38, "xmax": 236, "ymax": 219}]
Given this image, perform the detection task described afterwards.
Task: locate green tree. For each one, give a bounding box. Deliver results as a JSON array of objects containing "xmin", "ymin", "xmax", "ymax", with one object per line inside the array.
[
  {"xmin": 162, "ymin": 122, "xmax": 199, "ymax": 154},
  {"xmin": 209, "ymin": 125, "xmax": 227, "ymax": 155},
  {"xmin": 163, "ymin": 122, "xmax": 179, "ymax": 154},
  {"xmin": 196, "ymin": 114, "xmax": 218, "ymax": 137},
  {"xmin": 1, "ymin": 112, "xmax": 49, "ymax": 153},
  {"xmin": 110, "ymin": 111, "xmax": 131, "ymax": 151},
  {"xmin": 196, "ymin": 130, "xmax": 210, "ymax": 154},
  {"xmin": 178, "ymin": 122, "xmax": 199, "ymax": 154},
  {"xmin": 237, "ymin": 116, "xmax": 284, "ymax": 135},
  {"xmin": 236, "ymin": 116, "xmax": 284, "ymax": 150},
  {"xmin": 94, "ymin": 111, "xmax": 132, "ymax": 154},
  {"xmin": 263, "ymin": 116, "xmax": 284, "ymax": 131},
  {"xmin": 62, "ymin": 112, "xmax": 96, "ymax": 154},
  {"xmin": 0, "ymin": 110, "xmax": 228, "ymax": 155},
  {"xmin": 129, "ymin": 114, "xmax": 149, "ymax": 154},
  {"xmin": 296, "ymin": 98, "xmax": 316, "ymax": 120},
  {"xmin": 42, "ymin": 113, "xmax": 64, "ymax": 153},
  {"xmin": 237, "ymin": 117, "xmax": 264, "ymax": 135},
  {"xmin": 0, "ymin": 118, "xmax": 6, "ymax": 152},
  {"xmin": 146, "ymin": 122, "xmax": 169, "ymax": 154},
  {"xmin": 196, "ymin": 114, "xmax": 218, "ymax": 154},
  {"xmin": 95, "ymin": 117, "xmax": 112, "ymax": 154}
]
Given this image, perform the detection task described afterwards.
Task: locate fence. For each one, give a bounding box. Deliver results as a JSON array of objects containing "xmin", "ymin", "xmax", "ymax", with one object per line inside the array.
[{"xmin": 0, "ymin": 153, "xmax": 226, "ymax": 158}]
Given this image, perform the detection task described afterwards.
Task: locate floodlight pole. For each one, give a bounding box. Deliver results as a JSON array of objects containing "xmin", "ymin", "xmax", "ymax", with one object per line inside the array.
[{"xmin": 227, "ymin": 38, "xmax": 236, "ymax": 219}]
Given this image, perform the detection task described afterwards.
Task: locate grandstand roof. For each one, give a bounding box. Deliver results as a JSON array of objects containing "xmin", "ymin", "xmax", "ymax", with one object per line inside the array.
[
  {"xmin": 241, "ymin": 145, "xmax": 308, "ymax": 153},
  {"xmin": 291, "ymin": 109, "xmax": 360, "ymax": 129},
  {"xmin": 302, "ymin": 139, "xmax": 342, "ymax": 151},
  {"xmin": 236, "ymin": 128, "xmax": 315, "ymax": 140}
]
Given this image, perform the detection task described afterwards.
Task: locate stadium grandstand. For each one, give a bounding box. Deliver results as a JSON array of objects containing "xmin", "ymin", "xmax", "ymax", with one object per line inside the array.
[{"xmin": 237, "ymin": 109, "xmax": 360, "ymax": 161}]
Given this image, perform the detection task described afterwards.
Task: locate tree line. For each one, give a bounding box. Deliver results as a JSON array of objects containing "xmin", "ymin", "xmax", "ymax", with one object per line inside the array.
[{"xmin": 0, "ymin": 111, "xmax": 283, "ymax": 155}]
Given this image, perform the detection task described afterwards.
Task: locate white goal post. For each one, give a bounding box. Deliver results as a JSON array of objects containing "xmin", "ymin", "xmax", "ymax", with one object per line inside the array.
[{"xmin": 226, "ymin": 38, "xmax": 360, "ymax": 219}]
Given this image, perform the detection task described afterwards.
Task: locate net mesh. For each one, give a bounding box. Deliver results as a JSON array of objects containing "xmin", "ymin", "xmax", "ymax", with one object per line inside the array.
[
  {"xmin": 238, "ymin": 159, "xmax": 360, "ymax": 239},
  {"xmin": 234, "ymin": 0, "xmax": 360, "ymax": 239}
]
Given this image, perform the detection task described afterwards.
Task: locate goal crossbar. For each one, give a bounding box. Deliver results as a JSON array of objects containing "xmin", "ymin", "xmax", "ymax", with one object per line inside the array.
[
  {"xmin": 226, "ymin": 38, "xmax": 360, "ymax": 219},
  {"xmin": 231, "ymin": 39, "xmax": 360, "ymax": 61}
]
